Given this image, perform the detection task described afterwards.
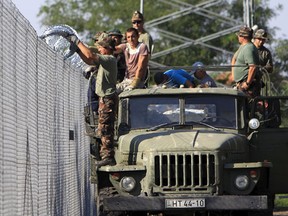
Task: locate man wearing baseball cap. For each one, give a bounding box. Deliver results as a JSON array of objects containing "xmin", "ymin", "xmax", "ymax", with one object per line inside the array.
[
  {"xmin": 231, "ymin": 26, "xmax": 261, "ymax": 100},
  {"xmin": 191, "ymin": 62, "xmax": 217, "ymax": 88},
  {"xmin": 253, "ymin": 29, "xmax": 273, "ymax": 74}
]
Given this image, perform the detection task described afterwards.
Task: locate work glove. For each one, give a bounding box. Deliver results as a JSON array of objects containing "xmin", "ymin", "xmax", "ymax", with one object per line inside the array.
[
  {"xmin": 66, "ymin": 34, "xmax": 80, "ymax": 45},
  {"xmin": 124, "ymin": 86, "xmax": 133, "ymax": 91},
  {"xmin": 130, "ymin": 77, "xmax": 141, "ymax": 88},
  {"xmin": 124, "ymin": 78, "xmax": 141, "ymax": 91}
]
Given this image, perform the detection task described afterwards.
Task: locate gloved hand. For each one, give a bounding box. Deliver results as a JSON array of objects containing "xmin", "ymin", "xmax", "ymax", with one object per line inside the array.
[
  {"xmin": 124, "ymin": 85, "xmax": 133, "ymax": 91},
  {"xmin": 83, "ymin": 66, "xmax": 97, "ymax": 79},
  {"xmin": 66, "ymin": 34, "xmax": 80, "ymax": 45},
  {"xmin": 83, "ymin": 71, "xmax": 91, "ymax": 79},
  {"xmin": 69, "ymin": 42, "xmax": 80, "ymax": 53},
  {"xmin": 130, "ymin": 78, "xmax": 141, "ymax": 88}
]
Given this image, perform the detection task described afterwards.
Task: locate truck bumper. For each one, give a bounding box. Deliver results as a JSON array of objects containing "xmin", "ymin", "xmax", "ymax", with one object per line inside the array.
[{"xmin": 104, "ymin": 195, "xmax": 268, "ymax": 211}]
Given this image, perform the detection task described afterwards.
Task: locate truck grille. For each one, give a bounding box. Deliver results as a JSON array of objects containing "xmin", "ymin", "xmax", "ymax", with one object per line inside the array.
[{"xmin": 154, "ymin": 153, "xmax": 216, "ymax": 189}]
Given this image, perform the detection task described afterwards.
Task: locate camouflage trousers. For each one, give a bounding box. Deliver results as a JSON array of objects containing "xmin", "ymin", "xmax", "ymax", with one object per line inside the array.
[{"xmin": 97, "ymin": 94, "xmax": 118, "ymax": 159}]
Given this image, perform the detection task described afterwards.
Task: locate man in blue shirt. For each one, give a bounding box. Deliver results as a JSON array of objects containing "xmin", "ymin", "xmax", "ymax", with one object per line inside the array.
[{"xmin": 154, "ymin": 69, "xmax": 195, "ymax": 88}]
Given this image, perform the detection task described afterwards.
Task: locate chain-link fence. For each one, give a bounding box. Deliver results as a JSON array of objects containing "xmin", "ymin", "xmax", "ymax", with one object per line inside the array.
[{"xmin": 0, "ymin": 0, "xmax": 95, "ymax": 215}]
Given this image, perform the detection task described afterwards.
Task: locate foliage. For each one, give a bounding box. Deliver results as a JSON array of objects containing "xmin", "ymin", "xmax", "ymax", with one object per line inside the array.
[
  {"xmin": 275, "ymin": 194, "xmax": 288, "ymax": 208},
  {"xmin": 38, "ymin": 0, "xmax": 278, "ymax": 64},
  {"xmin": 38, "ymin": 0, "xmax": 288, "ymax": 95}
]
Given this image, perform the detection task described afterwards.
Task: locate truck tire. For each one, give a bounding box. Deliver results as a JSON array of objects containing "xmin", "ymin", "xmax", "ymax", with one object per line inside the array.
[{"xmin": 97, "ymin": 187, "xmax": 123, "ymax": 216}]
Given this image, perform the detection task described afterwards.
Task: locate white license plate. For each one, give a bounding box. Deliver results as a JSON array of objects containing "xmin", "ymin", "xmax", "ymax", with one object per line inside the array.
[{"xmin": 165, "ymin": 198, "xmax": 205, "ymax": 208}]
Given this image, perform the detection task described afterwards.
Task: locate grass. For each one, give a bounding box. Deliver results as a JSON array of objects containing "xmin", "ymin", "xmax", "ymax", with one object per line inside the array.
[{"xmin": 275, "ymin": 194, "xmax": 288, "ymax": 208}]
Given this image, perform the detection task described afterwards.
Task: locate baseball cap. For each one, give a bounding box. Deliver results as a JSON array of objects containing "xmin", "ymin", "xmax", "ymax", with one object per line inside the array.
[
  {"xmin": 235, "ymin": 26, "xmax": 253, "ymax": 38},
  {"xmin": 107, "ymin": 28, "xmax": 123, "ymax": 37},
  {"xmin": 191, "ymin": 62, "xmax": 204, "ymax": 74},
  {"xmin": 131, "ymin": 10, "xmax": 144, "ymax": 21}
]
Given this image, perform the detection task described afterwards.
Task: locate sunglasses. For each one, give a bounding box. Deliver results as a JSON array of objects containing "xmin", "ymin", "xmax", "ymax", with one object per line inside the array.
[{"xmin": 132, "ymin": 20, "xmax": 142, "ymax": 24}]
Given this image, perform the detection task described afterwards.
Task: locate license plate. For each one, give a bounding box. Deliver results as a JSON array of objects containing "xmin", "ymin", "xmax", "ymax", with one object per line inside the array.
[{"xmin": 165, "ymin": 198, "xmax": 205, "ymax": 208}]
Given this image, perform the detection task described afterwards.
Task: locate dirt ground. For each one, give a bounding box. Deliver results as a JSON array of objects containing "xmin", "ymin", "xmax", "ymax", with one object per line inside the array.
[
  {"xmin": 273, "ymin": 212, "xmax": 288, "ymax": 216},
  {"xmin": 273, "ymin": 208, "xmax": 288, "ymax": 216}
]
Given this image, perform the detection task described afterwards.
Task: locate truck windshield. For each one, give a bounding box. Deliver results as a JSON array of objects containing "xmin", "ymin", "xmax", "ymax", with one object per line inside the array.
[{"xmin": 128, "ymin": 95, "xmax": 237, "ymax": 129}]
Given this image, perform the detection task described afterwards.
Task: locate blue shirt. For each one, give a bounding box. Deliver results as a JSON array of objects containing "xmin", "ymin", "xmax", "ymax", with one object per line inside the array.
[{"xmin": 164, "ymin": 69, "xmax": 194, "ymax": 88}]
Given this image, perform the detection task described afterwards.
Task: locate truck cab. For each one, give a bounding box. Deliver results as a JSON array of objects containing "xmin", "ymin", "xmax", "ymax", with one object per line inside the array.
[{"xmin": 91, "ymin": 87, "xmax": 288, "ymax": 216}]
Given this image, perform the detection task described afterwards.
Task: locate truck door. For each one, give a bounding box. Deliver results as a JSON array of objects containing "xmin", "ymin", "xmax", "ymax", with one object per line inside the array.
[{"xmin": 249, "ymin": 96, "xmax": 288, "ymax": 194}]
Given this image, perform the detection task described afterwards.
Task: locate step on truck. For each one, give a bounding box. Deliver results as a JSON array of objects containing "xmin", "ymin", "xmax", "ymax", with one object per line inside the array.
[{"xmin": 87, "ymin": 87, "xmax": 288, "ymax": 216}]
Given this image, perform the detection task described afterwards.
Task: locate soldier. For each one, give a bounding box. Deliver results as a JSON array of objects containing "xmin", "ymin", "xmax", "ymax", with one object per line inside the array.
[
  {"xmin": 108, "ymin": 29, "xmax": 126, "ymax": 82},
  {"xmin": 253, "ymin": 29, "xmax": 273, "ymax": 74},
  {"xmin": 67, "ymin": 33, "xmax": 118, "ymax": 167},
  {"xmin": 231, "ymin": 26, "xmax": 261, "ymax": 99},
  {"xmin": 131, "ymin": 10, "xmax": 154, "ymax": 56}
]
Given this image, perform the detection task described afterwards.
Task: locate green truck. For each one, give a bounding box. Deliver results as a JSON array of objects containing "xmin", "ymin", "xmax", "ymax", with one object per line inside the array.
[{"xmin": 88, "ymin": 87, "xmax": 288, "ymax": 216}]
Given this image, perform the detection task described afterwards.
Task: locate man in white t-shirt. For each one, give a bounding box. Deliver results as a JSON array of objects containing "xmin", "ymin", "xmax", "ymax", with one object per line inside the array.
[{"xmin": 115, "ymin": 27, "xmax": 149, "ymax": 93}]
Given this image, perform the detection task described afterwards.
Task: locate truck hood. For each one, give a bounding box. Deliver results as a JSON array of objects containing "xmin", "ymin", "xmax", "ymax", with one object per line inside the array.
[{"xmin": 117, "ymin": 129, "xmax": 247, "ymax": 153}]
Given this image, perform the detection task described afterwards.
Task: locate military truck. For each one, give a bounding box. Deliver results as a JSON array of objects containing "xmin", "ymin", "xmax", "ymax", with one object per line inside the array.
[{"xmin": 89, "ymin": 87, "xmax": 288, "ymax": 216}]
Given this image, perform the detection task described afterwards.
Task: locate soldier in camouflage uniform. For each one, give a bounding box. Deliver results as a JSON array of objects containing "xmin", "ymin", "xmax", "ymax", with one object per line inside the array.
[
  {"xmin": 67, "ymin": 33, "xmax": 118, "ymax": 167},
  {"xmin": 253, "ymin": 29, "xmax": 273, "ymax": 74}
]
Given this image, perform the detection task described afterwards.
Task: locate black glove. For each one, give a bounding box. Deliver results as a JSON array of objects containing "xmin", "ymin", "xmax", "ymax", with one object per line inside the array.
[
  {"xmin": 83, "ymin": 71, "xmax": 91, "ymax": 79},
  {"xmin": 66, "ymin": 34, "xmax": 80, "ymax": 45},
  {"xmin": 83, "ymin": 66, "xmax": 97, "ymax": 79},
  {"xmin": 69, "ymin": 42, "xmax": 80, "ymax": 53}
]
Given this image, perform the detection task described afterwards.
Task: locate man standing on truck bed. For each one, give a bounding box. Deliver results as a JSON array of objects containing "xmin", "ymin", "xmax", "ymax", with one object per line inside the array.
[
  {"xmin": 131, "ymin": 10, "xmax": 154, "ymax": 56},
  {"xmin": 231, "ymin": 26, "xmax": 261, "ymax": 99},
  {"xmin": 253, "ymin": 29, "xmax": 273, "ymax": 74},
  {"xmin": 67, "ymin": 33, "xmax": 118, "ymax": 167}
]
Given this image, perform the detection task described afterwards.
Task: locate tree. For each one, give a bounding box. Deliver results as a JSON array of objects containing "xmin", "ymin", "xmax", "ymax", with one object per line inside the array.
[
  {"xmin": 39, "ymin": 0, "xmax": 288, "ymax": 95},
  {"xmin": 38, "ymin": 0, "xmax": 280, "ymax": 68}
]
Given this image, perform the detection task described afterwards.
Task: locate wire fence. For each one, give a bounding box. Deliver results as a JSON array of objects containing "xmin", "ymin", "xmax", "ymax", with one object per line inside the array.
[{"xmin": 0, "ymin": 0, "xmax": 95, "ymax": 215}]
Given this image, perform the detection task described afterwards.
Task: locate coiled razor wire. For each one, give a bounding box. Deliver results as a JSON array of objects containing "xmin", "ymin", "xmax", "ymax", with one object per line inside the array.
[{"xmin": 40, "ymin": 24, "xmax": 89, "ymax": 71}]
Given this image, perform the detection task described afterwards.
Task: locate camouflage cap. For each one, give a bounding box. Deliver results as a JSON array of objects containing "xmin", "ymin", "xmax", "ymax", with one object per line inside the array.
[
  {"xmin": 254, "ymin": 29, "xmax": 268, "ymax": 40},
  {"xmin": 95, "ymin": 36, "xmax": 116, "ymax": 51},
  {"xmin": 235, "ymin": 26, "xmax": 253, "ymax": 38},
  {"xmin": 131, "ymin": 10, "xmax": 144, "ymax": 21},
  {"xmin": 92, "ymin": 31, "xmax": 108, "ymax": 42}
]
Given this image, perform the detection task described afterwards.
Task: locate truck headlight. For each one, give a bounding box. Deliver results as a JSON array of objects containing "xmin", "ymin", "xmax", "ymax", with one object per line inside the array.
[
  {"xmin": 248, "ymin": 118, "xmax": 260, "ymax": 130},
  {"xmin": 120, "ymin": 177, "xmax": 136, "ymax": 192},
  {"xmin": 235, "ymin": 175, "xmax": 249, "ymax": 190}
]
